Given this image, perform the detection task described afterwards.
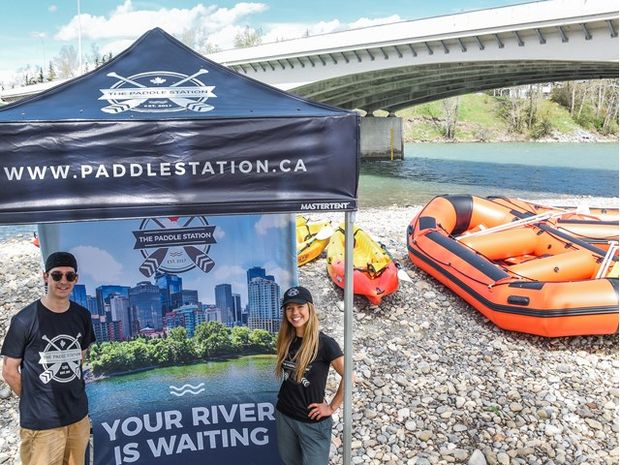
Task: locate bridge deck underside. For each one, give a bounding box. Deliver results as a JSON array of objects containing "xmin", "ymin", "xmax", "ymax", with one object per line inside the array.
[{"xmin": 292, "ymin": 60, "xmax": 618, "ymax": 112}]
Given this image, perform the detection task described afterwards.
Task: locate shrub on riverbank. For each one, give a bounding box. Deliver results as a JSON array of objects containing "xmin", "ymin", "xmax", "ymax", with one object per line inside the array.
[{"xmin": 396, "ymin": 88, "xmax": 617, "ymax": 143}]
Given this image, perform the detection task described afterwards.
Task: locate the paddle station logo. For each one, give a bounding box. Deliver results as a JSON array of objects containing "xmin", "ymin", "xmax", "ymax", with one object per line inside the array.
[
  {"xmin": 99, "ymin": 69, "xmax": 216, "ymax": 114},
  {"xmin": 38, "ymin": 333, "xmax": 83, "ymax": 384},
  {"xmin": 132, "ymin": 216, "xmax": 217, "ymax": 277}
]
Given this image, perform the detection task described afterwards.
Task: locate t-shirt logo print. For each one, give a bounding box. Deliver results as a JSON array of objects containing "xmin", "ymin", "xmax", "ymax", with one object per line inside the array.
[
  {"xmin": 283, "ymin": 360, "xmax": 311, "ymax": 387},
  {"xmin": 38, "ymin": 333, "xmax": 82, "ymax": 384}
]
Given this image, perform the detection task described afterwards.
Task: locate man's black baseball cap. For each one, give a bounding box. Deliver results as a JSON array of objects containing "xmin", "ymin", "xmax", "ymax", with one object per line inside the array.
[{"xmin": 45, "ymin": 251, "xmax": 78, "ymax": 272}]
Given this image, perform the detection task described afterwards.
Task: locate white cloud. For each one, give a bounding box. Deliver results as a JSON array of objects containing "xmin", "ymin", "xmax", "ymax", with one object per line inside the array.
[
  {"xmin": 69, "ymin": 245, "xmax": 124, "ymax": 284},
  {"xmin": 213, "ymin": 264, "xmax": 246, "ymax": 281},
  {"xmin": 213, "ymin": 226, "xmax": 226, "ymax": 241},
  {"xmin": 53, "ymin": 1, "xmax": 400, "ymax": 54},
  {"xmin": 262, "ymin": 20, "xmax": 342, "ymax": 43},
  {"xmin": 99, "ymin": 39, "xmax": 135, "ymax": 58},
  {"xmin": 262, "ymin": 16, "xmax": 401, "ymax": 43},
  {"xmin": 263, "ymin": 262, "xmax": 293, "ymax": 287},
  {"xmin": 255, "ymin": 214, "xmax": 292, "ymax": 236},
  {"xmin": 48, "ymin": 4, "xmax": 58, "ymax": 13},
  {"xmin": 54, "ymin": 0, "xmax": 268, "ymax": 50},
  {"xmin": 348, "ymin": 15, "xmax": 401, "ymax": 29}
]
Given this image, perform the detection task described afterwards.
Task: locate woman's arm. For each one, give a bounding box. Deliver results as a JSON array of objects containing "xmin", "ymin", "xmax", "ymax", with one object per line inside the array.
[{"xmin": 308, "ymin": 355, "xmax": 347, "ymax": 420}]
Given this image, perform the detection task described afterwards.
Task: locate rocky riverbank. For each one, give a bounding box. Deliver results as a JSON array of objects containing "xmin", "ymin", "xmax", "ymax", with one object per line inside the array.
[{"xmin": 0, "ymin": 207, "xmax": 618, "ymax": 465}]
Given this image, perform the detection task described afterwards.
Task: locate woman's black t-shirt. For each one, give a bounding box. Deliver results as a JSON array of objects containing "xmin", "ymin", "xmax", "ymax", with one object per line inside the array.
[
  {"xmin": 0, "ymin": 300, "xmax": 96, "ymax": 430},
  {"xmin": 276, "ymin": 331, "xmax": 343, "ymax": 423}
]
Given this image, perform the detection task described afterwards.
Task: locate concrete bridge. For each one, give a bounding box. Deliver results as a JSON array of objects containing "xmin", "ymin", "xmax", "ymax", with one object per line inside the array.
[
  {"xmin": 210, "ymin": 0, "xmax": 618, "ymax": 112},
  {"xmin": 208, "ymin": 0, "xmax": 618, "ymax": 158}
]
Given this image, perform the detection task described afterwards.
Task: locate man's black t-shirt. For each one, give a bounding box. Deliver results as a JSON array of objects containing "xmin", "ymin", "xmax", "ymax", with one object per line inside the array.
[
  {"xmin": 1, "ymin": 300, "xmax": 96, "ymax": 430},
  {"xmin": 276, "ymin": 331, "xmax": 343, "ymax": 423}
]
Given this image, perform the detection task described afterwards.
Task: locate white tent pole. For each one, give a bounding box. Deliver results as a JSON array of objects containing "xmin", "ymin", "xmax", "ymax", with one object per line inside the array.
[{"xmin": 343, "ymin": 211, "xmax": 355, "ymax": 465}]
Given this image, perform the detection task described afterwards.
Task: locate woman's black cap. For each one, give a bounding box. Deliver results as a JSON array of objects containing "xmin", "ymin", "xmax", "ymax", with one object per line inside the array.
[{"xmin": 282, "ymin": 286, "xmax": 313, "ymax": 307}]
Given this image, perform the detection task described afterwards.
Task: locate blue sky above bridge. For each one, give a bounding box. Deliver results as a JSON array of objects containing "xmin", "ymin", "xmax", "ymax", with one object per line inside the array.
[{"xmin": 1, "ymin": 0, "xmax": 527, "ymax": 85}]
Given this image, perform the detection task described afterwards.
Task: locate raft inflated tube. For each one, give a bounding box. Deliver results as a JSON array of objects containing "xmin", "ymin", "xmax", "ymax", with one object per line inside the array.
[{"xmin": 407, "ymin": 194, "xmax": 619, "ymax": 337}]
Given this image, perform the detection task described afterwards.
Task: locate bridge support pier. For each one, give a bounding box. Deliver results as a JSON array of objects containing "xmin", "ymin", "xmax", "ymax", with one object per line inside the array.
[{"xmin": 360, "ymin": 116, "xmax": 404, "ymax": 160}]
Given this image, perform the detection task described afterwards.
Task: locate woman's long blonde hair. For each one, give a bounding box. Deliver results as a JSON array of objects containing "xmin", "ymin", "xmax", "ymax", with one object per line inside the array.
[{"xmin": 275, "ymin": 302, "xmax": 320, "ymax": 383}]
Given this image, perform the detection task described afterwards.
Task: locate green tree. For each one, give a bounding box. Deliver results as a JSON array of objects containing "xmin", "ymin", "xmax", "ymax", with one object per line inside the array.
[
  {"xmin": 194, "ymin": 322, "xmax": 233, "ymax": 358},
  {"xmin": 249, "ymin": 329, "xmax": 275, "ymax": 353},
  {"xmin": 231, "ymin": 326, "xmax": 251, "ymax": 352}
]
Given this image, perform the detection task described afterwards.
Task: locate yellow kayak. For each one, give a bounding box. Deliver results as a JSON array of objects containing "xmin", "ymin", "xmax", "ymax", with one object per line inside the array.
[
  {"xmin": 326, "ymin": 225, "xmax": 399, "ymax": 305},
  {"xmin": 296, "ymin": 216, "xmax": 333, "ymax": 266}
]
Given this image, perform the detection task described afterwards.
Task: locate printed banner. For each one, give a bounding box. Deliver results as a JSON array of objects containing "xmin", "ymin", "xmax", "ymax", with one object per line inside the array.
[{"xmin": 39, "ymin": 213, "xmax": 297, "ymax": 465}]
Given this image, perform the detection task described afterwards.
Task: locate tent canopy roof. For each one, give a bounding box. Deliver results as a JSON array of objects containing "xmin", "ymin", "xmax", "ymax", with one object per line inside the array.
[
  {"xmin": 0, "ymin": 28, "xmax": 350, "ymax": 122},
  {"xmin": 0, "ymin": 28, "xmax": 359, "ymax": 224}
]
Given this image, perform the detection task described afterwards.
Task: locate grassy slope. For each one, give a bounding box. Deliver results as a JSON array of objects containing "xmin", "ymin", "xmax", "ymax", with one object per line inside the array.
[{"xmin": 394, "ymin": 93, "xmax": 584, "ymax": 142}]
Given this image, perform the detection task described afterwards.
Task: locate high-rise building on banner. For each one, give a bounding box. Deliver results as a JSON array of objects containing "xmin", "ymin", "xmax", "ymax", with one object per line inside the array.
[
  {"xmin": 91, "ymin": 315, "xmax": 108, "ymax": 342},
  {"xmin": 248, "ymin": 277, "xmax": 281, "ymax": 333},
  {"xmin": 175, "ymin": 304, "xmax": 200, "ymax": 337},
  {"xmin": 109, "ymin": 293, "xmax": 131, "ymax": 340},
  {"xmin": 171, "ymin": 289, "xmax": 199, "ymax": 310},
  {"xmin": 96, "ymin": 285, "xmax": 130, "ymax": 317},
  {"xmin": 107, "ymin": 320, "xmax": 123, "ymax": 342},
  {"xmin": 232, "ymin": 293, "xmax": 242, "ymax": 325},
  {"xmin": 247, "ymin": 266, "xmax": 275, "ymax": 285},
  {"xmin": 86, "ymin": 295, "xmax": 98, "ymax": 316},
  {"xmin": 156, "ymin": 273, "xmax": 182, "ymax": 315},
  {"xmin": 129, "ymin": 281, "xmax": 163, "ymax": 331},
  {"xmin": 71, "ymin": 284, "xmax": 88, "ymax": 309},
  {"xmin": 215, "ymin": 283, "xmax": 235, "ymax": 326},
  {"xmin": 204, "ymin": 304, "xmax": 221, "ymax": 323}
]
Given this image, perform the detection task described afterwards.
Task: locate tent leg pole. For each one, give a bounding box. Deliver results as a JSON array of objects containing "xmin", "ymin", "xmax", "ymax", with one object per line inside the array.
[{"xmin": 343, "ymin": 211, "xmax": 355, "ymax": 465}]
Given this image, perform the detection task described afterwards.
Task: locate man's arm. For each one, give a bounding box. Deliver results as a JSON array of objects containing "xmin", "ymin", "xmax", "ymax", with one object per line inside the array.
[{"xmin": 2, "ymin": 356, "xmax": 22, "ymax": 396}]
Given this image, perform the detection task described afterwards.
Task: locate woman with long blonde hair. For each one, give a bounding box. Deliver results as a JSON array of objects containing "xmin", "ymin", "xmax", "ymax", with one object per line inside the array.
[{"xmin": 275, "ymin": 286, "xmax": 345, "ymax": 465}]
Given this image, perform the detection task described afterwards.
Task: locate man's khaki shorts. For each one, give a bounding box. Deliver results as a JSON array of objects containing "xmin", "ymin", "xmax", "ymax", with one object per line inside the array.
[{"xmin": 20, "ymin": 416, "xmax": 91, "ymax": 465}]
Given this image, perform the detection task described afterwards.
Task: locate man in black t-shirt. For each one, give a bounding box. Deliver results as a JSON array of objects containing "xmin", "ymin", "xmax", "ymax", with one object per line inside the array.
[{"xmin": 1, "ymin": 251, "xmax": 96, "ymax": 465}]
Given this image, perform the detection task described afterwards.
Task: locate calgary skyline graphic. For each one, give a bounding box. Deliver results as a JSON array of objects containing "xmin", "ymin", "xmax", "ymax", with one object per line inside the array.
[{"xmin": 39, "ymin": 214, "xmax": 297, "ymax": 341}]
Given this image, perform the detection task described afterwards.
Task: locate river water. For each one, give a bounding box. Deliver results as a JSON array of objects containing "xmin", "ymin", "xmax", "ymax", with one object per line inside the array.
[
  {"xmin": 358, "ymin": 142, "xmax": 619, "ymax": 207},
  {"xmin": 87, "ymin": 355, "xmax": 278, "ymax": 419},
  {"xmin": 0, "ymin": 142, "xmax": 617, "ymax": 240}
]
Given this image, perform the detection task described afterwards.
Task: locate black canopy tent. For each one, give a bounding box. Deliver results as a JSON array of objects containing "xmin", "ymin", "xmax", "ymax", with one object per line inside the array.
[
  {"xmin": 0, "ymin": 28, "xmax": 358, "ymax": 465},
  {"xmin": 0, "ymin": 28, "xmax": 358, "ymax": 223}
]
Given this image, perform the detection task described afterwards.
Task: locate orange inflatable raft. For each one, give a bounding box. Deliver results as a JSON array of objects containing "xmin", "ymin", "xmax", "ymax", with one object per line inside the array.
[{"xmin": 407, "ymin": 195, "xmax": 619, "ymax": 337}]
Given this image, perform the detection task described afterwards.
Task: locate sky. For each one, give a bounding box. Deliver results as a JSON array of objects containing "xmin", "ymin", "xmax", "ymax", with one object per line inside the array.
[{"xmin": 0, "ymin": 0, "xmax": 530, "ymax": 86}]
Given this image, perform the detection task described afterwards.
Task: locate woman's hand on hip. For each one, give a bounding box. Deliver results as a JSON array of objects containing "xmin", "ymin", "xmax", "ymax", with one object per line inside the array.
[{"xmin": 307, "ymin": 401, "xmax": 333, "ymax": 420}]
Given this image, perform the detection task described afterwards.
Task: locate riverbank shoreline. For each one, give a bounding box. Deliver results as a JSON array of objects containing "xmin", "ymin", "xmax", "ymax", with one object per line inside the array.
[
  {"xmin": 404, "ymin": 129, "xmax": 619, "ymax": 144},
  {"xmin": 0, "ymin": 202, "xmax": 617, "ymax": 465}
]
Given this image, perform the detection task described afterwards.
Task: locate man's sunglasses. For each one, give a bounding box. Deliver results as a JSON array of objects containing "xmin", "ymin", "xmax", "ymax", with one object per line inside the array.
[{"xmin": 48, "ymin": 271, "xmax": 78, "ymax": 282}]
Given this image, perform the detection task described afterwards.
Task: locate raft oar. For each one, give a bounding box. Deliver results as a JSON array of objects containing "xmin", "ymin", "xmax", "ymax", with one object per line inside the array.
[
  {"xmin": 456, "ymin": 209, "xmax": 576, "ymax": 240},
  {"xmin": 595, "ymin": 241, "xmax": 619, "ymax": 279}
]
